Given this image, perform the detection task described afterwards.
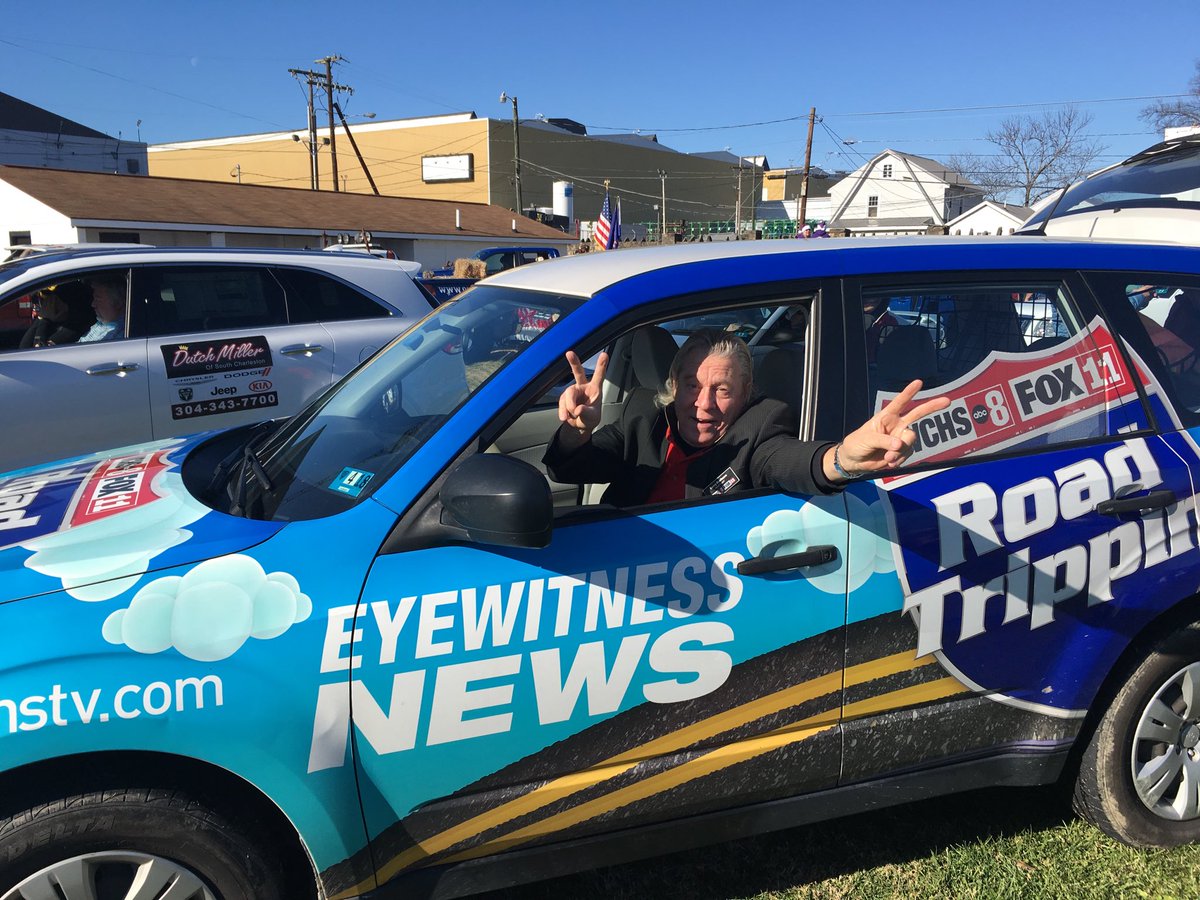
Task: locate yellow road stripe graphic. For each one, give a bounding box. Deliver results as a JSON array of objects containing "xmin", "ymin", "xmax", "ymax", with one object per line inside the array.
[
  {"xmin": 350, "ymin": 648, "xmax": 942, "ymax": 893},
  {"xmin": 444, "ymin": 675, "xmax": 967, "ymax": 864},
  {"xmin": 444, "ymin": 717, "xmax": 838, "ymax": 863}
]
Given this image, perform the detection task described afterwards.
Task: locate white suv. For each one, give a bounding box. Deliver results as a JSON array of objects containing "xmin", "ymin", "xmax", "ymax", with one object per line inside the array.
[
  {"xmin": 0, "ymin": 247, "xmax": 434, "ymax": 472},
  {"xmin": 1018, "ymin": 134, "xmax": 1200, "ymax": 243}
]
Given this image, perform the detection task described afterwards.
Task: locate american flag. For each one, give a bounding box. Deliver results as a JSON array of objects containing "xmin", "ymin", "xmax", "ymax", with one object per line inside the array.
[{"xmin": 594, "ymin": 190, "xmax": 621, "ymax": 251}]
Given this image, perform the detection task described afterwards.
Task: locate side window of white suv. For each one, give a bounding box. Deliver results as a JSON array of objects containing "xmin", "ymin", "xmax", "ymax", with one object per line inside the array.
[{"xmin": 134, "ymin": 267, "xmax": 288, "ymax": 337}]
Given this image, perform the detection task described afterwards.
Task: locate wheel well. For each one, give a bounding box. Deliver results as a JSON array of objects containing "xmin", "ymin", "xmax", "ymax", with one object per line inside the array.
[
  {"xmin": 1064, "ymin": 596, "xmax": 1200, "ymax": 782},
  {"xmin": 0, "ymin": 750, "xmax": 318, "ymax": 898}
]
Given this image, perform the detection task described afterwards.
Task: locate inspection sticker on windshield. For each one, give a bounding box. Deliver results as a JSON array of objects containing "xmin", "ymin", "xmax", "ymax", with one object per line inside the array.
[{"xmin": 330, "ymin": 467, "xmax": 374, "ymax": 498}]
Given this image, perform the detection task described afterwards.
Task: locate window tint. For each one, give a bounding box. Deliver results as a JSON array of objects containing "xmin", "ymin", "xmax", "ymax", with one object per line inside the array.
[
  {"xmin": 135, "ymin": 267, "xmax": 287, "ymax": 337},
  {"xmin": 1086, "ymin": 272, "xmax": 1200, "ymax": 429},
  {"xmin": 274, "ymin": 267, "xmax": 390, "ymax": 324},
  {"xmin": 861, "ymin": 280, "xmax": 1144, "ymax": 466}
]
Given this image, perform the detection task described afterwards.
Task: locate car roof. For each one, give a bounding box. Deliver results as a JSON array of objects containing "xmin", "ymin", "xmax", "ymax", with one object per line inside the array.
[
  {"xmin": 0, "ymin": 246, "xmax": 422, "ymax": 279},
  {"xmin": 481, "ymin": 235, "xmax": 1200, "ymax": 301}
]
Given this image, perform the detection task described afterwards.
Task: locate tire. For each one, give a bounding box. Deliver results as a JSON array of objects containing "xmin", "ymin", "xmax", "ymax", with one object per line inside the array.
[
  {"xmin": 1075, "ymin": 623, "xmax": 1200, "ymax": 847},
  {"xmin": 0, "ymin": 788, "xmax": 287, "ymax": 900}
]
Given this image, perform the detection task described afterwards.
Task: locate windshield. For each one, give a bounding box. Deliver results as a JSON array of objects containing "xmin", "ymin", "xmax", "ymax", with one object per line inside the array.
[
  {"xmin": 226, "ymin": 285, "xmax": 579, "ymax": 521},
  {"xmin": 1023, "ymin": 138, "xmax": 1200, "ymax": 231}
]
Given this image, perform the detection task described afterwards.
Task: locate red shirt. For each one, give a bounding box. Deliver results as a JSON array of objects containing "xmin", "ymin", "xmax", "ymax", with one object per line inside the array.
[{"xmin": 646, "ymin": 424, "xmax": 710, "ymax": 504}]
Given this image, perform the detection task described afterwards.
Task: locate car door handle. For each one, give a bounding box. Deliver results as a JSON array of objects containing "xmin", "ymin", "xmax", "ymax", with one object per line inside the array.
[
  {"xmin": 736, "ymin": 545, "xmax": 838, "ymax": 576},
  {"xmin": 281, "ymin": 344, "xmax": 325, "ymax": 356},
  {"xmin": 85, "ymin": 363, "xmax": 140, "ymax": 377},
  {"xmin": 1094, "ymin": 489, "xmax": 1176, "ymax": 516}
]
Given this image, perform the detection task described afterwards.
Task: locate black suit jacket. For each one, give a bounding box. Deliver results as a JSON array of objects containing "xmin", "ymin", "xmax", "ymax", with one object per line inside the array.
[{"xmin": 543, "ymin": 393, "xmax": 838, "ymax": 507}]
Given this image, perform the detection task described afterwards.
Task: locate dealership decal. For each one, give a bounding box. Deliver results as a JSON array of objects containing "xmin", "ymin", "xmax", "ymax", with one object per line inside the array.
[{"xmin": 162, "ymin": 334, "xmax": 273, "ymax": 379}]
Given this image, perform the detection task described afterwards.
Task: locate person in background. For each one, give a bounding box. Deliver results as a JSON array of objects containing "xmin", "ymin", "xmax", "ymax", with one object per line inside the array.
[
  {"xmin": 812, "ymin": 220, "xmax": 830, "ymax": 238},
  {"xmin": 77, "ymin": 275, "xmax": 126, "ymax": 343},
  {"xmin": 19, "ymin": 282, "xmax": 95, "ymax": 348}
]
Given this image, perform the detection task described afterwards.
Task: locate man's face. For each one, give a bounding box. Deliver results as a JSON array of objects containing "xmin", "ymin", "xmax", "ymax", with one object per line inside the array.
[
  {"xmin": 673, "ymin": 349, "xmax": 749, "ymax": 448},
  {"xmin": 91, "ymin": 283, "xmax": 124, "ymax": 324}
]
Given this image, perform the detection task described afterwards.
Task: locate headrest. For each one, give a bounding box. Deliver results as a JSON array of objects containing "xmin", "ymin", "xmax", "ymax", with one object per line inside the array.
[
  {"xmin": 756, "ymin": 345, "xmax": 805, "ymax": 407},
  {"xmin": 631, "ymin": 325, "xmax": 677, "ymax": 391},
  {"xmin": 876, "ymin": 324, "xmax": 937, "ymax": 382}
]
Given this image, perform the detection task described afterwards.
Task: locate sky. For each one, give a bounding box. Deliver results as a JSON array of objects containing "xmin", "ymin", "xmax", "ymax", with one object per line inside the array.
[{"xmin": 3, "ymin": 0, "xmax": 1198, "ymax": 179}]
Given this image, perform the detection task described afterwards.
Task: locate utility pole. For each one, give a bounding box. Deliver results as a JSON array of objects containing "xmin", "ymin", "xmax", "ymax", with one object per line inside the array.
[
  {"xmin": 799, "ymin": 107, "xmax": 817, "ymax": 227},
  {"xmin": 289, "ymin": 62, "xmax": 353, "ymax": 191},
  {"xmin": 499, "ymin": 92, "xmax": 523, "ymax": 215},
  {"xmin": 735, "ymin": 161, "xmax": 743, "ymax": 239},
  {"xmin": 319, "ymin": 55, "xmax": 342, "ymax": 191},
  {"xmin": 658, "ymin": 170, "xmax": 667, "ymax": 243},
  {"xmin": 333, "ymin": 102, "xmax": 380, "ymax": 196}
]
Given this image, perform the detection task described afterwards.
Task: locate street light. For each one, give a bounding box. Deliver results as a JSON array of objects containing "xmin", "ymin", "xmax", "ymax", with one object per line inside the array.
[{"xmin": 499, "ymin": 91, "xmax": 523, "ymax": 216}]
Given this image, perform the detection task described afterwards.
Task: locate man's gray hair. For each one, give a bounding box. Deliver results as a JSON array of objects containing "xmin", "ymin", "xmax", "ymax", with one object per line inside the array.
[{"xmin": 657, "ymin": 329, "xmax": 753, "ymax": 408}]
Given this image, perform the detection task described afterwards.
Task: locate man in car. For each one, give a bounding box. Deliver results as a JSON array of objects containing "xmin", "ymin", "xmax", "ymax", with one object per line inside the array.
[
  {"xmin": 544, "ymin": 330, "xmax": 949, "ymax": 506},
  {"xmin": 77, "ymin": 275, "xmax": 126, "ymax": 343}
]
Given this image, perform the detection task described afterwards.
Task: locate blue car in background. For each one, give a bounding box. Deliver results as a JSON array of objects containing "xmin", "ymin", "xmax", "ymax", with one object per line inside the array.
[{"xmin": 5, "ymin": 237, "xmax": 1200, "ymax": 897}]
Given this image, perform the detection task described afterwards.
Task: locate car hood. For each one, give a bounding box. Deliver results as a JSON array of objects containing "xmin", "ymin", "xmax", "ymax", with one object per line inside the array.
[{"xmin": 0, "ymin": 436, "xmax": 283, "ymax": 604}]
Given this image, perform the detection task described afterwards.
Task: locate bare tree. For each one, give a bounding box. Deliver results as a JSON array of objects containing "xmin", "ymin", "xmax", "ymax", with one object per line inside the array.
[
  {"xmin": 949, "ymin": 106, "xmax": 1105, "ymax": 208},
  {"xmin": 1140, "ymin": 61, "xmax": 1200, "ymax": 132}
]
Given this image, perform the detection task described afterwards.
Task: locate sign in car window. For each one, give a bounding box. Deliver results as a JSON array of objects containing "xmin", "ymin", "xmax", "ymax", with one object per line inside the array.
[
  {"xmin": 160, "ymin": 335, "xmax": 278, "ymax": 421},
  {"xmin": 874, "ymin": 318, "xmax": 1143, "ymax": 468}
]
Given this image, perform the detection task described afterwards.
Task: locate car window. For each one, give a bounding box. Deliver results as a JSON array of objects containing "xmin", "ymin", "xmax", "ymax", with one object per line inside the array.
[
  {"xmin": 0, "ymin": 271, "xmax": 130, "ymax": 350},
  {"xmin": 273, "ymin": 267, "xmax": 392, "ymax": 324},
  {"xmin": 1085, "ymin": 272, "xmax": 1200, "ymax": 429},
  {"xmin": 225, "ymin": 285, "xmax": 579, "ymax": 521},
  {"xmin": 492, "ymin": 297, "xmax": 812, "ymax": 512},
  {"xmin": 134, "ymin": 266, "xmax": 287, "ymax": 337},
  {"xmin": 861, "ymin": 279, "xmax": 1145, "ymax": 466}
]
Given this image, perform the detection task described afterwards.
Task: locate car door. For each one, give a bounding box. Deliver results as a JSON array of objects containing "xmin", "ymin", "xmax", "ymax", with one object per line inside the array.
[
  {"xmin": 340, "ymin": 289, "xmax": 853, "ymax": 882},
  {"xmin": 0, "ymin": 269, "xmax": 151, "ymax": 472},
  {"xmin": 838, "ymin": 271, "xmax": 1199, "ymax": 786},
  {"xmin": 133, "ymin": 265, "xmax": 336, "ymax": 439},
  {"xmin": 272, "ymin": 266, "xmax": 414, "ymax": 377}
]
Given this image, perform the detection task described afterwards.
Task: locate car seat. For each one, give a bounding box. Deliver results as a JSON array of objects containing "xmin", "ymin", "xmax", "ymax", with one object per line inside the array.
[
  {"xmin": 938, "ymin": 294, "xmax": 1024, "ymax": 381},
  {"xmin": 754, "ymin": 345, "xmax": 805, "ymax": 431},
  {"xmin": 631, "ymin": 325, "xmax": 677, "ymax": 394},
  {"xmin": 872, "ymin": 324, "xmax": 938, "ymax": 409}
]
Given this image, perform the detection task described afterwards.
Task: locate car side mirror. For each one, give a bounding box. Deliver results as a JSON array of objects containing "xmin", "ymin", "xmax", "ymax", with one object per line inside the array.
[{"xmin": 439, "ymin": 454, "xmax": 553, "ymax": 549}]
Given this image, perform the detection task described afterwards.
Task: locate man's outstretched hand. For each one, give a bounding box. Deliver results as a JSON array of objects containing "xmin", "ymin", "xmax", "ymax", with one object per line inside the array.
[
  {"xmin": 824, "ymin": 379, "xmax": 951, "ymax": 481},
  {"xmin": 557, "ymin": 351, "xmax": 609, "ymax": 446}
]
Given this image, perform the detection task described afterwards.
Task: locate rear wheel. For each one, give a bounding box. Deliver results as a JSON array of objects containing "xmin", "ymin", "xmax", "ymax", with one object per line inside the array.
[
  {"xmin": 1075, "ymin": 624, "xmax": 1200, "ymax": 846},
  {"xmin": 0, "ymin": 788, "xmax": 287, "ymax": 900}
]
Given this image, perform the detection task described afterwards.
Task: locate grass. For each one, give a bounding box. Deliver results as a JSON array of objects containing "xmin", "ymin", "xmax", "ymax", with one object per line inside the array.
[{"xmin": 483, "ymin": 786, "xmax": 1200, "ymax": 900}]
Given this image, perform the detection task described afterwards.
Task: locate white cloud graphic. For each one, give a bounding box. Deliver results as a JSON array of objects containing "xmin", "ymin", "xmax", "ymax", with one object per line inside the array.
[
  {"xmin": 746, "ymin": 493, "xmax": 895, "ymax": 594},
  {"xmin": 102, "ymin": 554, "xmax": 312, "ymax": 661},
  {"xmin": 21, "ymin": 463, "xmax": 209, "ymax": 602}
]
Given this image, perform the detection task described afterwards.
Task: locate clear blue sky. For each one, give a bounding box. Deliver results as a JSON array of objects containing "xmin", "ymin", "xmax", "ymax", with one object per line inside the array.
[{"xmin": 3, "ymin": 0, "xmax": 1197, "ymax": 174}]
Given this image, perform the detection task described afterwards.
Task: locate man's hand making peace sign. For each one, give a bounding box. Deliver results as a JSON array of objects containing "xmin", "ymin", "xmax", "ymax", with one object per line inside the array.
[
  {"xmin": 556, "ymin": 350, "xmax": 610, "ymax": 449},
  {"xmin": 822, "ymin": 379, "xmax": 951, "ymax": 482}
]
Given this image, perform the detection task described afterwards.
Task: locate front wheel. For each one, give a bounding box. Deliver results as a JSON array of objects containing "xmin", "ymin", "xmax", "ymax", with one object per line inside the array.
[
  {"xmin": 1075, "ymin": 623, "xmax": 1200, "ymax": 847},
  {"xmin": 0, "ymin": 788, "xmax": 287, "ymax": 900}
]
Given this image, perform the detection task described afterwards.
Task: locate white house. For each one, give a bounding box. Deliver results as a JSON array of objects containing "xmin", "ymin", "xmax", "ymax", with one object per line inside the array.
[
  {"xmin": 828, "ymin": 150, "xmax": 983, "ymax": 235},
  {"xmin": 945, "ymin": 200, "xmax": 1033, "ymax": 236}
]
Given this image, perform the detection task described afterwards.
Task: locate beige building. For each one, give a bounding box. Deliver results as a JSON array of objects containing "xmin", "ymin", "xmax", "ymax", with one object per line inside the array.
[{"xmin": 148, "ymin": 113, "xmax": 758, "ymax": 233}]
